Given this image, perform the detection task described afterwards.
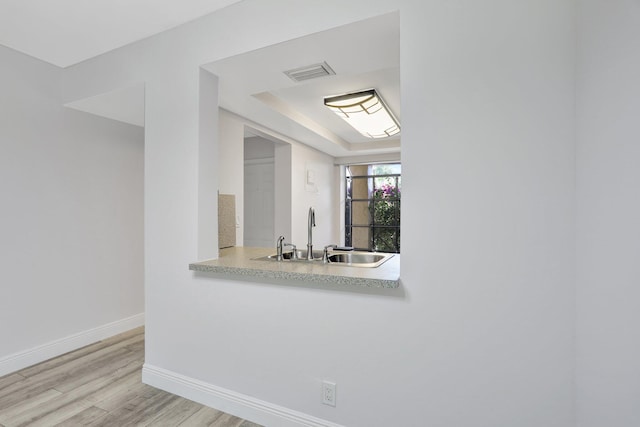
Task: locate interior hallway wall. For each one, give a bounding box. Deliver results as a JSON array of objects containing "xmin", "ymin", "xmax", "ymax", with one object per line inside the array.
[
  {"xmin": 0, "ymin": 45, "xmax": 144, "ymax": 373},
  {"xmin": 576, "ymin": 1, "xmax": 640, "ymax": 425}
]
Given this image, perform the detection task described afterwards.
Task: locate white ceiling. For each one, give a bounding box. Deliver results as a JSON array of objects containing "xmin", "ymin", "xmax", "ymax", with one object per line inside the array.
[
  {"xmin": 64, "ymin": 83, "xmax": 146, "ymax": 127},
  {"xmin": 203, "ymin": 12, "xmax": 401, "ymax": 158},
  {"xmin": 0, "ymin": 0, "xmax": 242, "ymax": 67},
  {"xmin": 0, "ymin": 1, "xmax": 400, "ymax": 159}
]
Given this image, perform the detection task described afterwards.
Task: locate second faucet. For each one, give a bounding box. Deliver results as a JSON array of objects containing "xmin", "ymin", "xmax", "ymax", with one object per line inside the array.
[{"xmin": 307, "ymin": 207, "xmax": 316, "ymax": 260}]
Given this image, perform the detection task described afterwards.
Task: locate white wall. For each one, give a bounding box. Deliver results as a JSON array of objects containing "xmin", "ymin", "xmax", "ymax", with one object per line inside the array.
[
  {"xmin": 290, "ymin": 144, "xmax": 339, "ymax": 249},
  {"xmin": 274, "ymin": 142, "xmax": 292, "ymax": 242},
  {"xmin": 0, "ymin": 45, "xmax": 144, "ymax": 372},
  {"xmin": 218, "ymin": 111, "xmax": 244, "ymax": 246},
  {"xmin": 244, "ymin": 136, "xmax": 276, "ymax": 248},
  {"xmin": 401, "ymin": 1, "xmax": 575, "ymax": 425},
  {"xmin": 576, "ymin": 1, "xmax": 640, "ymax": 426},
  {"xmin": 60, "ymin": 1, "xmax": 576, "ymax": 426},
  {"xmin": 218, "ymin": 112, "xmax": 337, "ymax": 251},
  {"xmin": 244, "ymin": 134, "xmax": 337, "ymax": 250},
  {"xmin": 198, "ymin": 69, "xmax": 220, "ymax": 260},
  {"xmin": 244, "ymin": 136, "xmax": 275, "ymax": 160}
]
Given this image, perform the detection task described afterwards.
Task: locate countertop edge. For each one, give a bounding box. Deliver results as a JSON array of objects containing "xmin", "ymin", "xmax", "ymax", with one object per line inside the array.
[{"xmin": 188, "ymin": 263, "xmax": 399, "ymax": 288}]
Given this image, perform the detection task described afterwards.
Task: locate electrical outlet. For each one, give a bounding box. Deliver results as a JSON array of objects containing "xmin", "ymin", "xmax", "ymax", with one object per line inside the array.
[{"xmin": 322, "ymin": 381, "xmax": 336, "ymax": 407}]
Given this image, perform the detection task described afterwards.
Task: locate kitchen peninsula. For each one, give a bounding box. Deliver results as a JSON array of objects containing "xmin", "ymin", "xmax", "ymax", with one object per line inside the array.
[{"xmin": 190, "ymin": 247, "xmax": 400, "ymax": 288}]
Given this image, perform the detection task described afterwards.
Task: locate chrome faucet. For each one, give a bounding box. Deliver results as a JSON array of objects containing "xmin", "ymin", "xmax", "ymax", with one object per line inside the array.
[
  {"xmin": 285, "ymin": 242, "xmax": 298, "ymax": 260},
  {"xmin": 307, "ymin": 207, "xmax": 316, "ymax": 260},
  {"xmin": 323, "ymin": 244, "xmax": 337, "ymax": 263},
  {"xmin": 276, "ymin": 235, "xmax": 285, "ymax": 261},
  {"xmin": 276, "ymin": 235, "xmax": 298, "ymax": 261}
]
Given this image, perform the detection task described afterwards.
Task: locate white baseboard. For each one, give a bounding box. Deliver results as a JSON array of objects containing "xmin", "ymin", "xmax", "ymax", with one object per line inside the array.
[
  {"xmin": 0, "ymin": 313, "xmax": 144, "ymax": 377},
  {"xmin": 142, "ymin": 364, "xmax": 344, "ymax": 427}
]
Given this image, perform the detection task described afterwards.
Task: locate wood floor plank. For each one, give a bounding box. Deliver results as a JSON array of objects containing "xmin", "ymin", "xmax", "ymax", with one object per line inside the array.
[
  {"xmin": 0, "ymin": 377, "xmax": 61, "ymax": 413},
  {"xmin": 211, "ymin": 412, "xmax": 246, "ymax": 427},
  {"xmin": 28, "ymin": 337, "xmax": 138, "ymax": 385},
  {"xmin": 92, "ymin": 381, "xmax": 157, "ymax": 412},
  {"xmin": 18, "ymin": 329, "xmax": 143, "ymax": 378},
  {"xmin": 0, "ymin": 374, "xmax": 24, "ymax": 392},
  {"xmin": 0, "ymin": 388, "xmax": 62, "ymax": 424},
  {"xmin": 123, "ymin": 338, "xmax": 145, "ymax": 353},
  {"xmin": 82, "ymin": 369, "xmax": 142, "ymax": 406},
  {"xmin": 2, "ymin": 359, "xmax": 142, "ymax": 426},
  {"xmin": 146, "ymin": 397, "xmax": 203, "ymax": 426},
  {"xmin": 54, "ymin": 405, "xmax": 108, "ymax": 426},
  {"xmin": 87, "ymin": 390, "xmax": 179, "ymax": 426},
  {"xmin": 52, "ymin": 349, "xmax": 142, "ymax": 393},
  {"xmin": 0, "ymin": 327, "xmax": 263, "ymax": 427},
  {"xmin": 20, "ymin": 398, "xmax": 93, "ymax": 427},
  {"xmin": 0, "ymin": 346, "xmax": 132, "ymax": 403},
  {"xmin": 0, "ymin": 349, "xmax": 141, "ymax": 411},
  {"xmin": 178, "ymin": 406, "xmax": 225, "ymax": 426}
]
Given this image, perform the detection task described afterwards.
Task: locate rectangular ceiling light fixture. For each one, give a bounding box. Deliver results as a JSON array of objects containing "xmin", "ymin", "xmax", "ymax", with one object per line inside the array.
[{"xmin": 324, "ymin": 89, "xmax": 400, "ymax": 139}]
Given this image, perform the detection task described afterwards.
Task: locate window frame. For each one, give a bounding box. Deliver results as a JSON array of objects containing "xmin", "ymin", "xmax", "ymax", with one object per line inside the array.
[{"xmin": 344, "ymin": 164, "xmax": 401, "ymax": 253}]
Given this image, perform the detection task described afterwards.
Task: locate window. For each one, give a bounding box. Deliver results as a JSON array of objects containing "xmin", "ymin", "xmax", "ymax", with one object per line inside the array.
[{"xmin": 345, "ymin": 163, "xmax": 401, "ymax": 253}]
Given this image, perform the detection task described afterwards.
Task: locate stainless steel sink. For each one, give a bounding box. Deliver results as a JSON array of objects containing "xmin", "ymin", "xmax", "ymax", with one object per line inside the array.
[
  {"xmin": 327, "ymin": 251, "xmax": 393, "ymax": 268},
  {"xmin": 254, "ymin": 250, "xmax": 393, "ymax": 268},
  {"xmin": 255, "ymin": 249, "xmax": 324, "ymax": 262}
]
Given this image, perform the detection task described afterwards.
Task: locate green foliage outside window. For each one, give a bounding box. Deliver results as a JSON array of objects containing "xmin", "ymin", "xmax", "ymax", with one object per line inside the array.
[
  {"xmin": 372, "ymin": 182, "xmax": 400, "ymax": 253},
  {"xmin": 345, "ymin": 163, "xmax": 401, "ymax": 253}
]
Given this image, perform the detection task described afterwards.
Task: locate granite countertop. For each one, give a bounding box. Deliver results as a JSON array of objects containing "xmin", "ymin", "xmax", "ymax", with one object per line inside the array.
[{"xmin": 189, "ymin": 247, "xmax": 400, "ymax": 288}]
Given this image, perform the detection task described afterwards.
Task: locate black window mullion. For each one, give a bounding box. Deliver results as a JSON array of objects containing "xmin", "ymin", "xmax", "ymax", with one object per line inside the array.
[{"xmin": 344, "ymin": 165, "xmax": 401, "ymax": 253}]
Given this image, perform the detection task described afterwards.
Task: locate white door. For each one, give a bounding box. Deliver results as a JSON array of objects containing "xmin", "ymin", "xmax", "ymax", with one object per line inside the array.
[{"xmin": 244, "ymin": 159, "xmax": 275, "ymax": 247}]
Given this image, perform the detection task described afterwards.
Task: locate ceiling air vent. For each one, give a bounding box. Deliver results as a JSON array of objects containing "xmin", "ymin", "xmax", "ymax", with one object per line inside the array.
[{"xmin": 284, "ymin": 62, "xmax": 336, "ymax": 83}]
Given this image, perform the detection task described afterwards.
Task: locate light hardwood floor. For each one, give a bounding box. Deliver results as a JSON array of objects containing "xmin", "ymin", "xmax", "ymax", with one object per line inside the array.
[{"xmin": 0, "ymin": 327, "xmax": 263, "ymax": 427}]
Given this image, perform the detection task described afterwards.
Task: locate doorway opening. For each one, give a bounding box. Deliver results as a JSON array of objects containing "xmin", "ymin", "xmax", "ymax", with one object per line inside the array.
[{"xmin": 243, "ymin": 129, "xmax": 292, "ymax": 248}]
